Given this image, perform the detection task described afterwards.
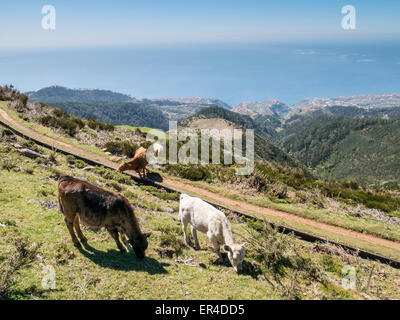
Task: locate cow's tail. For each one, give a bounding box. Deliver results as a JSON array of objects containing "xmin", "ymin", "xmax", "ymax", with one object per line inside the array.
[
  {"xmin": 58, "ymin": 194, "xmax": 65, "ymax": 215},
  {"xmin": 57, "ymin": 175, "xmax": 70, "ymax": 216}
]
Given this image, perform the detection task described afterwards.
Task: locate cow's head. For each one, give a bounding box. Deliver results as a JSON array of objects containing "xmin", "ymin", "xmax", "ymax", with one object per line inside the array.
[
  {"xmin": 131, "ymin": 232, "xmax": 152, "ymax": 259},
  {"xmin": 117, "ymin": 161, "xmax": 128, "ymax": 172},
  {"xmin": 223, "ymin": 242, "xmax": 246, "ymax": 272}
]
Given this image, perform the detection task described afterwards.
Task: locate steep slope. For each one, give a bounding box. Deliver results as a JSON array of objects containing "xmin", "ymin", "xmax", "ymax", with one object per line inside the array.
[
  {"xmin": 3, "ymin": 91, "xmax": 400, "ymax": 255},
  {"xmin": 182, "ymin": 106, "xmax": 298, "ymax": 166},
  {"xmin": 277, "ymin": 114, "xmax": 400, "ymax": 184}
]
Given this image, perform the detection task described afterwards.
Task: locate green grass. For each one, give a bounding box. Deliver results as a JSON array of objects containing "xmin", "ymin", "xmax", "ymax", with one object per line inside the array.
[{"xmin": 1, "ymin": 132, "xmax": 399, "ymax": 300}]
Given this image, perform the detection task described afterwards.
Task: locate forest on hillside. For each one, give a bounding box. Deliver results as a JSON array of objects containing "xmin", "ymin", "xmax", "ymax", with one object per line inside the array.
[
  {"xmin": 48, "ymin": 101, "xmax": 169, "ymax": 131},
  {"xmin": 27, "ymin": 86, "xmax": 132, "ymax": 103},
  {"xmin": 276, "ymin": 114, "xmax": 400, "ymax": 184}
]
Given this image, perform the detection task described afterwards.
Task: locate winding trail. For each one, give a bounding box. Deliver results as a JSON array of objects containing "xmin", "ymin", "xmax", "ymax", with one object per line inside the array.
[{"xmin": 1, "ymin": 107, "xmax": 400, "ymax": 253}]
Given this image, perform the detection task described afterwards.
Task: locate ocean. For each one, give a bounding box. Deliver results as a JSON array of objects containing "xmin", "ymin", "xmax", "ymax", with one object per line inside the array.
[{"xmin": 1, "ymin": 42, "xmax": 399, "ymax": 107}]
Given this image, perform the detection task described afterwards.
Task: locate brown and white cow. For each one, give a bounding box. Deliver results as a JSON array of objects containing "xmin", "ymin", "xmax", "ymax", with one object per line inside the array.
[
  {"xmin": 117, "ymin": 147, "xmax": 148, "ymax": 178},
  {"xmin": 58, "ymin": 175, "xmax": 151, "ymax": 258}
]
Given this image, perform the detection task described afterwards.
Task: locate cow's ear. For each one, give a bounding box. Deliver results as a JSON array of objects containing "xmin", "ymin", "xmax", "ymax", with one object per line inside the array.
[
  {"xmin": 223, "ymin": 244, "xmax": 232, "ymax": 253},
  {"xmin": 144, "ymin": 232, "xmax": 152, "ymax": 238}
]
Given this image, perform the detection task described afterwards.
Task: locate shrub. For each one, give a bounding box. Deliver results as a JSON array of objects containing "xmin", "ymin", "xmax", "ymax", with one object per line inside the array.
[
  {"xmin": 23, "ymin": 166, "xmax": 34, "ymax": 174},
  {"xmin": 48, "ymin": 151, "xmax": 57, "ymax": 164},
  {"xmin": 165, "ymin": 164, "xmax": 212, "ymax": 182},
  {"xmin": 1, "ymin": 157, "xmax": 16, "ymax": 171},
  {"xmin": 65, "ymin": 155, "xmax": 76, "ymax": 165},
  {"xmin": 52, "ymin": 108, "xmax": 70, "ymax": 118},
  {"xmin": 73, "ymin": 159, "xmax": 86, "ymax": 169},
  {"xmin": 38, "ymin": 114, "xmax": 84, "ymax": 136},
  {"xmin": 0, "ymin": 238, "xmax": 41, "ymax": 298},
  {"xmin": 158, "ymin": 224, "xmax": 185, "ymax": 256},
  {"xmin": 244, "ymin": 220, "xmax": 324, "ymax": 299},
  {"xmin": 39, "ymin": 116, "xmax": 76, "ymax": 136},
  {"xmin": 87, "ymin": 118, "xmax": 114, "ymax": 131},
  {"xmin": 104, "ymin": 141, "xmax": 138, "ymax": 158}
]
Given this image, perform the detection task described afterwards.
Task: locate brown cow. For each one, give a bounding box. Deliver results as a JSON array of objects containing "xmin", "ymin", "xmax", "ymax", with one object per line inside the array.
[
  {"xmin": 58, "ymin": 175, "xmax": 151, "ymax": 258},
  {"xmin": 117, "ymin": 147, "xmax": 148, "ymax": 178}
]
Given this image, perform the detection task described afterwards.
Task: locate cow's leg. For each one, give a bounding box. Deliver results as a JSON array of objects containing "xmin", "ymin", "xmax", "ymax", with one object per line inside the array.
[
  {"xmin": 120, "ymin": 233, "xmax": 130, "ymax": 246},
  {"xmin": 191, "ymin": 226, "xmax": 200, "ymax": 250},
  {"xmin": 107, "ymin": 227, "xmax": 127, "ymax": 253},
  {"xmin": 207, "ymin": 232, "xmax": 222, "ymax": 262},
  {"xmin": 181, "ymin": 217, "xmax": 190, "ymax": 246},
  {"xmin": 64, "ymin": 216, "xmax": 80, "ymax": 248},
  {"xmin": 73, "ymin": 215, "xmax": 87, "ymax": 243}
]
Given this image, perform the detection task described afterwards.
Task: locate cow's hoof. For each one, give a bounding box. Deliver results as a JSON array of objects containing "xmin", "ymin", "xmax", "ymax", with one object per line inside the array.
[
  {"xmin": 119, "ymin": 247, "xmax": 127, "ymax": 253},
  {"xmin": 194, "ymin": 245, "xmax": 201, "ymax": 251}
]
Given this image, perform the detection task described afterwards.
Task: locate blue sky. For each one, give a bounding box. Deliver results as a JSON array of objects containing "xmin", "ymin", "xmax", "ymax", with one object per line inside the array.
[
  {"xmin": 1, "ymin": 1, "xmax": 399, "ymax": 104},
  {"xmin": 1, "ymin": 0, "xmax": 400, "ymax": 49}
]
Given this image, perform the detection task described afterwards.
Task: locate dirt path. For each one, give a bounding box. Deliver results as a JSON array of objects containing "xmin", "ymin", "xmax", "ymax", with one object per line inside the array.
[{"xmin": 1, "ymin": 108, "xmax": 400, "ymax": 252}]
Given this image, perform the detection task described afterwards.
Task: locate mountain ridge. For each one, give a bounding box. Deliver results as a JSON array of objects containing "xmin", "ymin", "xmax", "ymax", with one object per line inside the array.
[{"xmin": 26, "ymin": 86, "xmax": 231, "ymax": 121}]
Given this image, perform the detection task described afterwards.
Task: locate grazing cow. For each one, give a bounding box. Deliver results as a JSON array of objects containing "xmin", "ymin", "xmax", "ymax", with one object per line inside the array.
[
  {"xmin": 117, "ymin": 147, "xmax": 148, "ymax": 178},
  {"xmin": 179, "ymin": 193, "xmax": 246, "ymax": 272},
  {"xmin": 58, "ymin": 175, "xmax": 151, "ymax": 258}
]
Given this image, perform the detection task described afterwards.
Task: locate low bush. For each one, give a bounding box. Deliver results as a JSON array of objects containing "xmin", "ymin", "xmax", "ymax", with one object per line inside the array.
[
  {"xmin": 1, "ymin": 157, "xmax": 16, "ymax": 171},
  {"xmin": 244, "ymin": 220, "xmax": 324, "ymax": 299},
  {"xmin": 38, "ymin": 115, "xmax": 84, "ymax": 136},
  {"xmin": 0, "ymin": 238, "xmax": 41, "ymax": 299},
  {"xmin": 158, "ymin": 224, "xmax": 185, "ymax": 256},
  {"xmin": 52, "ymin": 108, "xmax": 70, "ymax": 119},
  {"xmin": 165, "ymin": 164, "xmax": 213, "ymax": 182},
  {"xmin": 104, "ymin": 141, "xmax": 138, "ymax": 158},
  {"xmin": 87, "ymin": 118, "xmax": 114, "ymax": 131},
  {"xmin": 65, "ymin": 155, "xmax": 86, "ymax": 169}
]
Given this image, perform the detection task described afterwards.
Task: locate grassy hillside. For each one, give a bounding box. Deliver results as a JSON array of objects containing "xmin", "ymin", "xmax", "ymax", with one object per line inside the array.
[
  {"xmin": 1, "ymin": 126, "xmax": 400, "ymax": 300},
  {"xmin": 2, "ymin": 91, "xmax": 400, "ymax": 245}
]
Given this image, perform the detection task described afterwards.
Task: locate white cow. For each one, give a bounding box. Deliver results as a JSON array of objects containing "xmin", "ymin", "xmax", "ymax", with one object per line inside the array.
[{"xmin": 179, "ymin": 193, "xmax": 246, "ymax": 272}]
